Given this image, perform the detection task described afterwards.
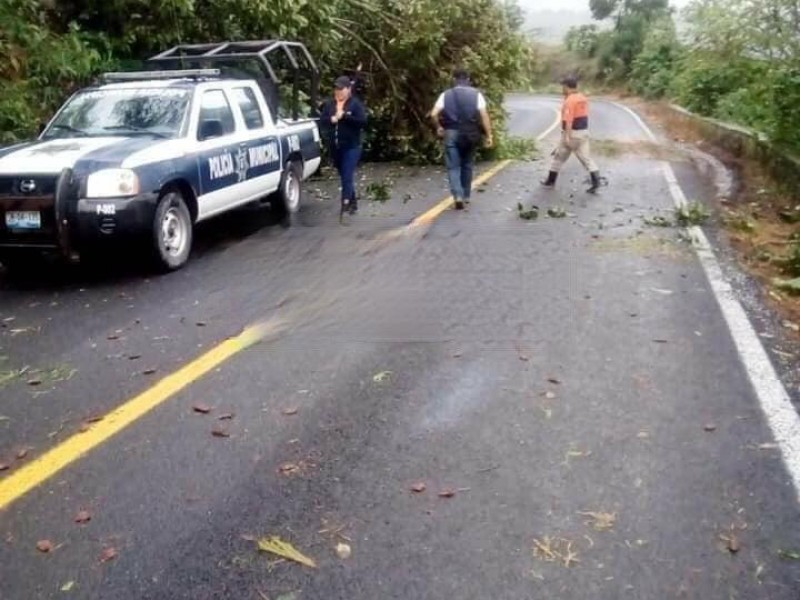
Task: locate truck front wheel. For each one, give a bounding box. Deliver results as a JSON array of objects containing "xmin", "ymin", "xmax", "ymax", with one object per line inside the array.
[
  {"xmin": 272, "ymin": 160, "xmax": 302, "ymax": 227},
  {"xmin": 151, "ymin": 189, "xmax": 193, "ymax": 271}
]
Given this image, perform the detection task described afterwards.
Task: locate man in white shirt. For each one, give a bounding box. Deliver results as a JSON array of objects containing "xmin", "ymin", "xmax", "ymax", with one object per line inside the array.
[{"xmin": 430, "ymin": 70, "xmax": 494, "ymax": 210}]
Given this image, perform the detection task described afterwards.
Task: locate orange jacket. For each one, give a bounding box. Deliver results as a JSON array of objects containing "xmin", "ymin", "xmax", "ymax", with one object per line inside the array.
[{"xmin": 562, "ymin": 92, "xmax": 589, "ymax": 131}]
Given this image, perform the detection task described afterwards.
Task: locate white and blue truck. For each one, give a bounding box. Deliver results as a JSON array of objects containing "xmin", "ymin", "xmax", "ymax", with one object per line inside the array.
[{"xmin": 0, "ymin": 40, "xmax": 322, "ymax": 272}]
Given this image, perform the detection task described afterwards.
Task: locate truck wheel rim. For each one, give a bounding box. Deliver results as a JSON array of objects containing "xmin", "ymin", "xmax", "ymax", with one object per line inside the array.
[
  {"xmin": 286, "ymin": 171, "xmax": 300, "ymax": 212},
  {"xmin": 162, "ymin": 208, "xmax": 186, "ymax": 257}
]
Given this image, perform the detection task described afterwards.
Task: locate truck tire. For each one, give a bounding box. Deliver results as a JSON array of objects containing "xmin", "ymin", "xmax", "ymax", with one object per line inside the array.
[
  {"xmin": 272, "ymin": 160, "xmax": 302, "ymax": 227},
  {"xmin": 151, "ymin": 189, "xmax": 192, "ymax": 271}
]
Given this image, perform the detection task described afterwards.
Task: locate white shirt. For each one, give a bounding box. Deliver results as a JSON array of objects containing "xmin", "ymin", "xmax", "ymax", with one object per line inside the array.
[{"xmin": 434, "ymin": 88, "xmax": 487, "ymax": 112}]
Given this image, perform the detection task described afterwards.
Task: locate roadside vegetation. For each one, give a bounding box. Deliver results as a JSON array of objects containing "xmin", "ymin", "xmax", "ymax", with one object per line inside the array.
[{"xmin": 0, "ymin": 0, "xmax": 535, "ymax": 163}]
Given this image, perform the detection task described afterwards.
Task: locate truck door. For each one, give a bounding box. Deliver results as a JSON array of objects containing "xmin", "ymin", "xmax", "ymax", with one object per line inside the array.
[{"xmin": 194, "ymin": 89, "xmax": 244, "ymax": 219}]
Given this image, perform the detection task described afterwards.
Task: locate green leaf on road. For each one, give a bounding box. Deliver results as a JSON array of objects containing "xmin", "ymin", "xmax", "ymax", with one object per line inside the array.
[
  {"xmin": 372, "ymin": 371, "xmax": 392, "ymax": 383},
  {"xmin": 778, "ymin": 549, "xmax": 800, "ymax": 560},
  {"xmin": 547, "ymin": 207, "xmax": 568, "ymax": 219},
  {"xmin": 257, "ymin": 536, "xmax": 317, "ymax": 568},
  {"xmin": 60, "ymin": 581, "xmax": 75, "ymax": 592}
]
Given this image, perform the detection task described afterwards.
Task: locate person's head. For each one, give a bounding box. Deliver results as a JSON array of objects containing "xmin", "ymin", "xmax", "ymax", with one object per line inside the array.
[
  {"xmin": 453, "ymin": 69, "xmax": 471, "ymax": 86},
  {"xmin": 561, "ymin": 75, "xmax": 579, "ymax": 96},
  {"xmin": 334, "ymin": 75, "xmax": 352, "ymax": 102}
]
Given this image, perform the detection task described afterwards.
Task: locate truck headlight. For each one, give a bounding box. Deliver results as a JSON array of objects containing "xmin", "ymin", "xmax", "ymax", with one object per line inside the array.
[{"xmin": 85, "ymin": 169, "xmax": 140, "ymax": 199}]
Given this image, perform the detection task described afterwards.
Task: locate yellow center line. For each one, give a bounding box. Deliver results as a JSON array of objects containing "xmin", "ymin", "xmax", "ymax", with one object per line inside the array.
[
  {"xmin": 0, "ymin": 322, "xmax": 273, "ymax": 510},
  {"xmin": 409, "ymin": 107, "xmax": 561, "ymax": 229}
]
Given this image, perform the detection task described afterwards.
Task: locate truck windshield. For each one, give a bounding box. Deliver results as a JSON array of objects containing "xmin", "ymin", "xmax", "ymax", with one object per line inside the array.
[{"xmin": 44, "ymin": 87, "xmax": 191, "ymax": 139}]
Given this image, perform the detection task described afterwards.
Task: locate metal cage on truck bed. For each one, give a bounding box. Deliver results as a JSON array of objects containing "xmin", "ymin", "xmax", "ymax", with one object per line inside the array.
[{"xmin": 147, "ymin": 40, "xmax": 321, "ymax": 121}]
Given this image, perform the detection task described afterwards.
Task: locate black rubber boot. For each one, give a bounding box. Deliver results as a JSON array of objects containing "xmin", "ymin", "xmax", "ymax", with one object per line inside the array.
[
  {"xmin": 540, "ymin": 170, "xmax": 558, "ymax": 188},
  {"xmin": 587, "ymin": 171, "xmax": 601, "ymax": 194}
]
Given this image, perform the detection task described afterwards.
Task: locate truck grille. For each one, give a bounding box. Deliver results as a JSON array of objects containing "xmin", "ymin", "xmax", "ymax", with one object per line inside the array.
[{"xmin": 0, "ymin": 175, "xmax": 61, "ymax": 248}]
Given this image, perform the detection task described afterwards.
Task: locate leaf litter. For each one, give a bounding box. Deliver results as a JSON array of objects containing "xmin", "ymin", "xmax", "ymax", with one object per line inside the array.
[
  {"xmin": 533, "ymin": 536, "xmax": 580, "ymax": 567},
  {"xmin": 579, "ymin": 511, "xmax": 616, "ymax": 532},
  {"xmin": 257, "ymin": 536, "xmax": 317, "ymax": 568}
]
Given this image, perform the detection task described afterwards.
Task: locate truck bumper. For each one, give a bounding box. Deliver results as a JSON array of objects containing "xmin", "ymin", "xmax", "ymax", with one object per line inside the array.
[{"xmin": 0, "ymin": 168, "xmax": 158, "ymax": 260}]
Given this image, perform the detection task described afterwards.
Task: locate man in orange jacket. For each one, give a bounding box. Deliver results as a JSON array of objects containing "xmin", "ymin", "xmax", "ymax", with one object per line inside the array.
[{"xmin": 541, "ymin": 76, "xmax": 604, "ymax": 194}]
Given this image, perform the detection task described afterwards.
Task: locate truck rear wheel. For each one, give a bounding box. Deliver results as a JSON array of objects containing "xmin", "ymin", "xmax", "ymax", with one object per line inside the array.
[{"xmin": 151, "ymin": 189, "xmax": 192, "ymax": 271}]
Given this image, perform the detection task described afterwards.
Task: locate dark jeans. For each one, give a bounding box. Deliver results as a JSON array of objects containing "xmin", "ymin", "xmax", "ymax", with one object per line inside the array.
[
  {"xmin": 333, "ymin": 146, "xmax": 362, "ymax": 202},
  {"xmin": 444, "ymin": 129, "xmax": 475, "ymax": 200}
]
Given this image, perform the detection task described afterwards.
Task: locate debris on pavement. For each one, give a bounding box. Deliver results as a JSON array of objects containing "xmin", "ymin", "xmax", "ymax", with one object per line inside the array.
[
  {"xmin": 211, "ymin": 427, "xmax": 230, "ymax": 438},
  {"xmin": 257, "ymin": 536, "xmax": 317, "ymax": 568},
  {"xmin": 533, "ymin": 536, "xmax": 580, "ymax": 567},
  {"xmin": 703, "ymin": 423, "xmax": 717, "ymax": 432},
  {"xmin": 778, "ymin": 549, "xmax": 800, "ymax": 561},
  {"xmin": 438, "ymin": 488, "xmax": 457, "ymax": 498},
  {"xmin": 579, "ymin": 511, "xmax": 617, "ymax": 532},
  {"xmin": 192, "ymin": 403, "xmax": 213, "ymax": 414},
  {"xmin": 517, "ymin": 203, "xmax": 539, "ymax": 220},
  {"xmin": 74, "ymin": 510, "xmax": 91, "ymax": 524},
  {"xmin": 99, "ymin": 547, "xmax": 118, "ymax": 563},
  {"xmin": 335, "ymin": 542, "xmax": 352, "ymax": 560},
  {"xmin": 36, "ymin": 540, "xmax": 54, "ymax": 553},
  {"xmin": 547, "ymin": 207, "xmax": 568, "ymax": 219},
  {"xmin": 60, "ymin": 581, "xmax": 76, "ymax": 592},
  {"xmin": 411, "ymin": 482, "xmax": 427, "ymax": 493},
  {"xmin": 219, "ymin": 413, "xmax": 234, "ymax": 420},
  {"xmin": 720, "ymin": 532, "xmax": 741, "ymax": 554},
  {"xmin": 281, "ymin": 407, "xmax": 299, "ymax": 416},
  {"xmin": 278, "ymin": 462, "xmax": 300, "ymax": 475},
  {"xmin": 372, "ymin": 371, "xmax": 392, "ymax": 383}
]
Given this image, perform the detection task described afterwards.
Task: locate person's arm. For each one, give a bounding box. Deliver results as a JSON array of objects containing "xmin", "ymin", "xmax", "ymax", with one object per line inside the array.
[
  {"xmin": 477, "ymin": 92, "xmax": 493, "ymax": 148},
  {"xmin": 562, "ymin": 99, "xmax": 574, "ymax": 142},
  {"xmin": 343, "ymin": 98, "xmax": 367, "ymax": 128},
  {"xmin": 430, "ymin": 92, "xmax": 446, "ymax": 137}
]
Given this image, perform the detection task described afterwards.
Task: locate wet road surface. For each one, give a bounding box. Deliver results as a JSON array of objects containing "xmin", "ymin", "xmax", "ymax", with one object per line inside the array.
[{"xmin": 1, "ymin": 95, "xmax": 799, "ymax": 599}]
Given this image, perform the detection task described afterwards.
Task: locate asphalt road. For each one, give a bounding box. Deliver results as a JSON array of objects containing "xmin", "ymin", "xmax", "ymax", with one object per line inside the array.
[{"xmin": 1, "ymin": 95, "xmax": 799, "ymax": 599}]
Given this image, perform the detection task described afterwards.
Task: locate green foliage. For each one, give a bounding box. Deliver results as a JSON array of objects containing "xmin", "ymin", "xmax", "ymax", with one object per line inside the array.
[
  {"xmin": 674, "ymin": 201, "xmax": 710, "ymax": 226},
  {"xmin": 0, "ymin": 0, "xmax": 114, "ymax": 142},
  {"xmin": 629, "ymin": 17, "xmax": 681, "ymax": 98},
  {"xmin": 1, "ymin": 0, "xmax": 533, "ymax": 164}
]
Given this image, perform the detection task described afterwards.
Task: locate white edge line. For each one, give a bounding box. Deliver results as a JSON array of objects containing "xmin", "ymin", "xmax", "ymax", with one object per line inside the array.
[
  {"xmin": 537, "ymin": 106, "xmax": 562, "ymax": 142},
  {"xmin": 615, "ymin": 101, "xmax": 800, "ymax": 503}
]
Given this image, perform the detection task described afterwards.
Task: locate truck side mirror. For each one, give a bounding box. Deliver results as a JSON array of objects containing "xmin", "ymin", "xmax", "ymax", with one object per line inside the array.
[{"xmin": 198, "ymin": 119, "xmax": 224, "ymax": 141}]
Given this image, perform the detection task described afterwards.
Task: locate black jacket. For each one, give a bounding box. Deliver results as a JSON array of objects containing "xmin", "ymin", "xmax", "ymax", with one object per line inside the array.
[{"xmin": 319, "ymin": 96, "xmax": 367, "ymax": 151}]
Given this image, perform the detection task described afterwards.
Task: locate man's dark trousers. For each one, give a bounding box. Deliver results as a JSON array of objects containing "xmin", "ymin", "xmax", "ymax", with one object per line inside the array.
[{"xmin": 444, "ymin": 129, "xmax": 475, "ymax": 202}]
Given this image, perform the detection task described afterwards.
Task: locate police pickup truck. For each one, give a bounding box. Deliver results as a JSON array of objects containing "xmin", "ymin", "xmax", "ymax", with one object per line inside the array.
[{"xmin": 0, "ymin": 58, "xmax": 321, "ymax": 272}]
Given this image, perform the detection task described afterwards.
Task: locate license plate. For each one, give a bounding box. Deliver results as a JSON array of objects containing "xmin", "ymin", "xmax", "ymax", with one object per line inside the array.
[{"xmin": 5, "ymin": 211, "xmax": 41, "ymax": 230}]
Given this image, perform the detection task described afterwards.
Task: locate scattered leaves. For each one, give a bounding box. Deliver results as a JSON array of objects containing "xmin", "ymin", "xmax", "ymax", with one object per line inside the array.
[
  {"xmin": 411, "ymin": 482, "xmax": 427, "ymax": 493},
  {"xmin": 74, "ymin": 510, "xmax": 91, "ymax": 524},
  {"xmin": 438, "ymin": 488, "xmax": 456, "ymax": 498},
  {"xmin": 282, "ymin": 407, "xmax": 299, "ymax": 416},
  {"xmin": 37, "ymin": 540, "xmax": 54, "ymax": 553},
  {"xmin": 335, "ymin": 542, "xmax": 352, "ymax": 560},
  {"xmin": 60, "ymin": 581, "xmax": 76, "ymax": 592},
  {"xmin": 257, "ymin": 536, "xmax": 317, "ymax": 568},
  {"xmin": 517, "ymin": 203, "xmax": 540, "ymax": 220},
  {"xmin": 192, "ymin": 403, "xmax": 212, "ymax": 414},
  {"xmin": 547, "ymin": 207, "xmax": 568, "ymax": 219},
  {"xmin": 372, "ymin": 371, "xmax": 392, "ymax": 383},
  {"xmin": 211, "ymin": 427, "xmax": 230, "ymax": 438},
  {"xmin": 720, "ymin": 533, "xmax": 741, "ymax": 554},
  {"xmin": 99, "ymin": 547, "xmax": 118, "ymax": 563},
  {"xmin": 219, "ymin": 413, "xmax": 234, "ymax": 420},
  {"xmin": 643, "ymin": 215, "xmax": 673, "ymax": 228},
  {"xmin": 142, "ymin": 368, "xmax": 157, "ymax": 375},
  {"xmin": 703, "ymin": 423, "xmax": 717, "ymax": 432},
  {"xmin": 16, "ymin": 447, "xmax": 29, "ymax": 460},
  {"xmin": 533, "ymin": 536, "xmax": 580, "ymax": 567},
  {"xmin": 778, "ymin": 549, "xmax": 800, "ymax": 561},
  {"xmin": 547, "ymin": 377, "xmax": 561, "ymax": 385},
  {"xmin": 0, "ymin": 463, "xmax": 9, "ymax": 471},
  {"xmin": 542, "ymin": 391, "xmax": 557, "ymax": 400},
  {"xmin": 279, "ymin": 463, "xmax": 301, "ymax": 475},
  {"xmin": 579, "ymin": 511, "xmax": 617, "ymax": 532}
]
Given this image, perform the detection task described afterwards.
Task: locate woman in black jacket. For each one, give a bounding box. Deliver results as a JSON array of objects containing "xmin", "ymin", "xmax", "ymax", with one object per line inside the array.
[{"xmin": 319, "ymin": 75, "xmax": 368, "ymax": 214}]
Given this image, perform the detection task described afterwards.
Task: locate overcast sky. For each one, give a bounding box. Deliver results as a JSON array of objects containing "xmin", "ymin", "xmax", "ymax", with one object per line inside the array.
[{"xmin": 519, "ymin": 0, "xmax": 691, "ymax": 11}]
